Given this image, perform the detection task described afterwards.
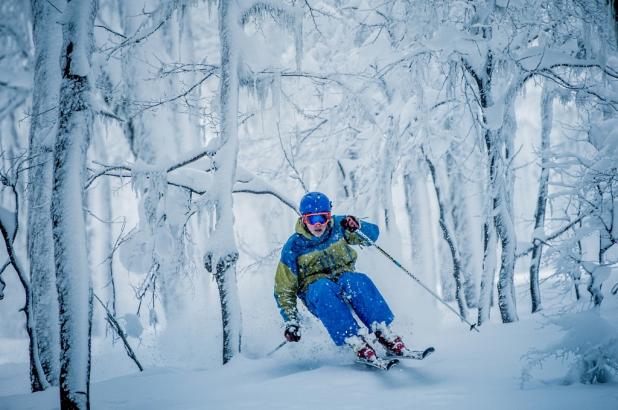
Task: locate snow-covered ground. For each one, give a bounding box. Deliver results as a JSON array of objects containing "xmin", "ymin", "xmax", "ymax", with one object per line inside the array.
[{"xmin": 1, "ymin": 271, "xmax": 617, "ymax": 410}]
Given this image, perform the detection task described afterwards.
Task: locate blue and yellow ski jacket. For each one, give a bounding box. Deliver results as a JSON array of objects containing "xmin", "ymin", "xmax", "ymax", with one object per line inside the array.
[{"xmin": 274, "ymin": 215, "xmax": 379, "ymax": 323}]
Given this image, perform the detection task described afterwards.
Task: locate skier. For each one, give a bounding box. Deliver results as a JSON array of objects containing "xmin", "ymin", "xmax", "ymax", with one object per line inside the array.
[{"xmin": 274, "ymin": 192, "xmax": 418, "ymax": 368}]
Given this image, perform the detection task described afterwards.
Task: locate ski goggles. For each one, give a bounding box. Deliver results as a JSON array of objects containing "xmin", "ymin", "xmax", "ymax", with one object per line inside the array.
[{"xmin": 302, "ymin": 212, "xmax": 332, "ymax": 226}]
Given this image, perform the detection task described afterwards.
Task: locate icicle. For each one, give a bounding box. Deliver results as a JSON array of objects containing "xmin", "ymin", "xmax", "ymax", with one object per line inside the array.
[
  {"xmin": 252, "ymin": 71, "xmax": 258, "ymax": 108},
  {"xmin": 294, "ymin": 10, "xmax": 303, "ymax": 72},
  {"xmin": 256, "ymin": 73, "xmax": 270, "ymax": 112},
  {"xmin": 272, "ymin": 71, "xmax": 281, "ymax": 122}
]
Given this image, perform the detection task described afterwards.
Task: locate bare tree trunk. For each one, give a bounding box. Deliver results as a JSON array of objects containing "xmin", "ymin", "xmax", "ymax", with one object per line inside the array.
[
  {"xmin": 477, "ymin": 215, "xmax": 497, "ymax": 326},
  {"xmin": 446, "ymin": 151, "xmax": 477, "ymax": 307},
  {"xmin": 494, "ymin": 188, "xmax": 519, "ymax": 323},
  {"xmin": 423, "ymin": 149, "xmax": 467, "ymax": 319},
  {"xmin": 439, "ymin": 241, "xmax": 456, "ymax": 302},
  {"xmin": 469, "ymin": 48, "xmax": 518, "ymax": 324},
  {"xmin": 87, "ymin": 130, "xmax": 116, "ymax": 333},
  {"xmin": 404, "ymin": 165, "xmax": 440, "ymax": 310},
  {"xmin": 587, "ymin": 267, "xmax": 604, "ymax": 306},
  {"xmin": 28, "ymin": 0, "xmax": 65, "ymax": 389},
  {"xmin": 377, "ymin": 115, "xmax": 400, "ymax": 233},
  {"xmin": 52, "ymin": 0, "xmax": 97, "ymax": 407},
  {"xmin": 529, "ymin": 84, "xmax": 554, "ymax": 313},
  {"xmin": 99, "ymin": 176, "xmax": 115, "ymax": 317},
  {"xmin": 587, "ymin": 215, "xmax": 614, "ymax": 306},
  {"xmin": 497, "ymin": 86, "xmax": 521, "ymax": 323},
  {"xmin": 573, "ymin": 217, "xmax": 584, "ymax": 300},
  {"xmin": 474, "ymin": 50, "xmax": 499, "ymax": 326},
  {"xmin": 0, "ymin": 203, "xmax": 49, "ymax": 392}
]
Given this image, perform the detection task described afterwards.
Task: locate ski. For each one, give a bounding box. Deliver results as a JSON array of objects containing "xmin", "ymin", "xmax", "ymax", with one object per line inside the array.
[
  {"xmin": 385, "ymin": 346, "xmax": 435, "ymax": 360},
  {"xmin": 356, "ymin": 357, "xmax": 400, "ymax": 370}
]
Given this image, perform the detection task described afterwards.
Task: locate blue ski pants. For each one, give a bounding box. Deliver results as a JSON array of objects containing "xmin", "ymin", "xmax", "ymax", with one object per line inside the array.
[{"xmin": 301, "ymin": 271, "xmax": 394, "ymax": 346}]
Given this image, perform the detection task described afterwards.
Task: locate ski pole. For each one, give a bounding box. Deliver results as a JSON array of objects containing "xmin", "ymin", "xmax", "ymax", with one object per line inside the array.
[
  {"xmin": 355, "ymin": 230, "xmax": 479, "ymax": 333},
  {"xmin": 266, "ymin": 340, "xmax": 288, "ymax": 357}
]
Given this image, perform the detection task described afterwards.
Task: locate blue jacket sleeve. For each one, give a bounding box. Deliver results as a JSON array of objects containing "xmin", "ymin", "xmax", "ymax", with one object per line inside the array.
[
  {"xmin": 339, "ymin": 215, "xmax": 379, "ymax": 244},
  {"xmin": 358, "ymin": 219, "xmax": 379, "ymax": 241}
]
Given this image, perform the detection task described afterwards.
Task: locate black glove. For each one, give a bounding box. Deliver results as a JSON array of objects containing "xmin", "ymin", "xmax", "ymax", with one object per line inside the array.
[
  {"xmin": 340, "ymin": 215, "xmax": 360, "ymax": 232},
  {"xmin": 284, "ymin": 324, "xmax": 301, "ymax": 342}
]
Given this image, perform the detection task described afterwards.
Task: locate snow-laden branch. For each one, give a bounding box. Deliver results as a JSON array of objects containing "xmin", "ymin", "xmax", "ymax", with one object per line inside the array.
[
  {"xmin": 85, "ymin": 165, "xmax": 132, "ymax": 189},
  {"xmin": 129, "ymin": 69, "xmax": 218, "ymax": 118},
  {"xmin": 503, "ymin": 47, "xmax": 618, "ymax": 110},
  {"xmin": 234, "ymin": 166, "xmax": 299, "ymax": 215},
  {"xmin": 513, "ymin": 47, "xmax": 618, "ymax": 79},
  {"xmin": 104, "ymin": 0, "xmax": 193, "ymax": 58},
  {"xmin": 167, "ymin": 147, "xmax": 218, "ymax": 173},
  {"xmin": 534, "ymin": 69, "xmax": 618, "ymax": 111},
  {"xmin": 239, "ymin": 1, "xmax": 299, "ymax": 27},
  {"xmin": 238, "ymin": 1, "xmax": 303, "ymax": 69},
  {"xmin": 86, "ymin": 146, "xmax": 218, "ymax": 189},
  {"xmin": 516, "ymin": 211, "xmax": 592, "ymax": 259},
  {"xmin": 86, "ymin": 155, "xmax": 297, "ymax": 213}
]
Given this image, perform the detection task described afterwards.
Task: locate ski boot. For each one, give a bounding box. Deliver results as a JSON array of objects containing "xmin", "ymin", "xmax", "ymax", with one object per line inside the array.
[
  {"xmin": 345, "ymin": 335, "xmax": 398, "ymax": 370},
  {"xmin": 372, "ymin": 322, "xmax": 435, "ymax": 360}
]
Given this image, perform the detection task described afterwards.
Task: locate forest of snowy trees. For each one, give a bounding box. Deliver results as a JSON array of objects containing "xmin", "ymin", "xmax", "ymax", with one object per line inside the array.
[{"xmin": 0, "ymin": 1, "xmax": 617, "ymax": 409}]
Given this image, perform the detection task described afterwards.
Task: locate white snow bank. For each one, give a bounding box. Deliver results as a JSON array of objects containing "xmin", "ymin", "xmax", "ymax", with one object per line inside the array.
[
  {"xmin": 2, "ymin": 311, "xmax": 617, "ymax": 409},
  {"xmin": 2, "ymin": 273, "xmax": 618, "ymax": 409}
]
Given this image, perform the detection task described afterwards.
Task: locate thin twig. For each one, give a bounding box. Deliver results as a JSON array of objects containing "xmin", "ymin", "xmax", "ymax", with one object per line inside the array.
[
  {"xmin": 517, "ymin": 211, "xmax": 592, "ymax": 258},
  {"xmin": 95, "ymin": 24, "xmax": 127, "ymax": 38},
  {"xmin": 233, "ymin": 188, "xmax": 299, "ymax": 215},
  {"xmin": 93, "ymin": 293, "xmax": 144, "ymax": 371}
]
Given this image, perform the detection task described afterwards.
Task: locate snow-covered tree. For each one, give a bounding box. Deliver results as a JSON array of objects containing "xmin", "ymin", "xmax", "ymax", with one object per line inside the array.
[
  {"xmin": 528, "ymin": 82, "xmax": 557, "ymax": 313},
  {"xmin": 28, "ymin": 0, "xmax": 64, "ymax": 388},
  {"xmin": 117, "ymin": 0, "xmax": 203, "ymax": 328},
  {"xmin": 204, "ymin": 0, "xmax": 302, "ymax": 364},
  {"xmin": 52, "ymin": 0, "xmax": 98, "ymax": 407}
]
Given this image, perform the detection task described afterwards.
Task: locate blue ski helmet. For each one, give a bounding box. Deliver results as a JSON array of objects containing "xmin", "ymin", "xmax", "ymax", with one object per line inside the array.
[{"xmin": 299, "ymin": 192, "xmax": 332, "ymax": 215}]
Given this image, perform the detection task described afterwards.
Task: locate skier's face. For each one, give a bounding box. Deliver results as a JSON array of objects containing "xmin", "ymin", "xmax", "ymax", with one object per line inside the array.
[
  {"xmin": 303, "ymin": 214, "xmax": 331, "ymax": 237},
  {"xmin": 306, "ymin": 221, "xmax": 328, "ymax": 237}
]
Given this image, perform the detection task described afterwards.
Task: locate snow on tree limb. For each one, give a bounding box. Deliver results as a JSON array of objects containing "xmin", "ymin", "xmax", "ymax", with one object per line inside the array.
[
  {"xmin": 234, "ymin": 166, "xmax": 299, "ymax": 214},
  {"xmin": 104, "ymin": 0, "xmax": 195, "ymax": 58},
  {"xmin": 517, "ymin": 212, "xmax": 593, "ymax": 258}
]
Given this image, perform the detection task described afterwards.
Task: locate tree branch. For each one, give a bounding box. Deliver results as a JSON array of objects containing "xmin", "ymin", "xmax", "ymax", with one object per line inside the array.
[
  {"xmin": 233, "ymin": 188, "xmax": 299, "ymax": 215},
  {"xmin": 517, "ymin": 211, "xmax": 592, "ymax": 258},
  {"xmin": 93, "ymin": 293, "xmax": 143, "ymax": 371}
]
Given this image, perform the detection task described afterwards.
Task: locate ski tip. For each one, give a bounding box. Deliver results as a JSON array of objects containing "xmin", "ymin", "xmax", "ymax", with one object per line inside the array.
[{"xmin": 422, "ymin": 347, "xmax": 435, "ymax": 359}]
